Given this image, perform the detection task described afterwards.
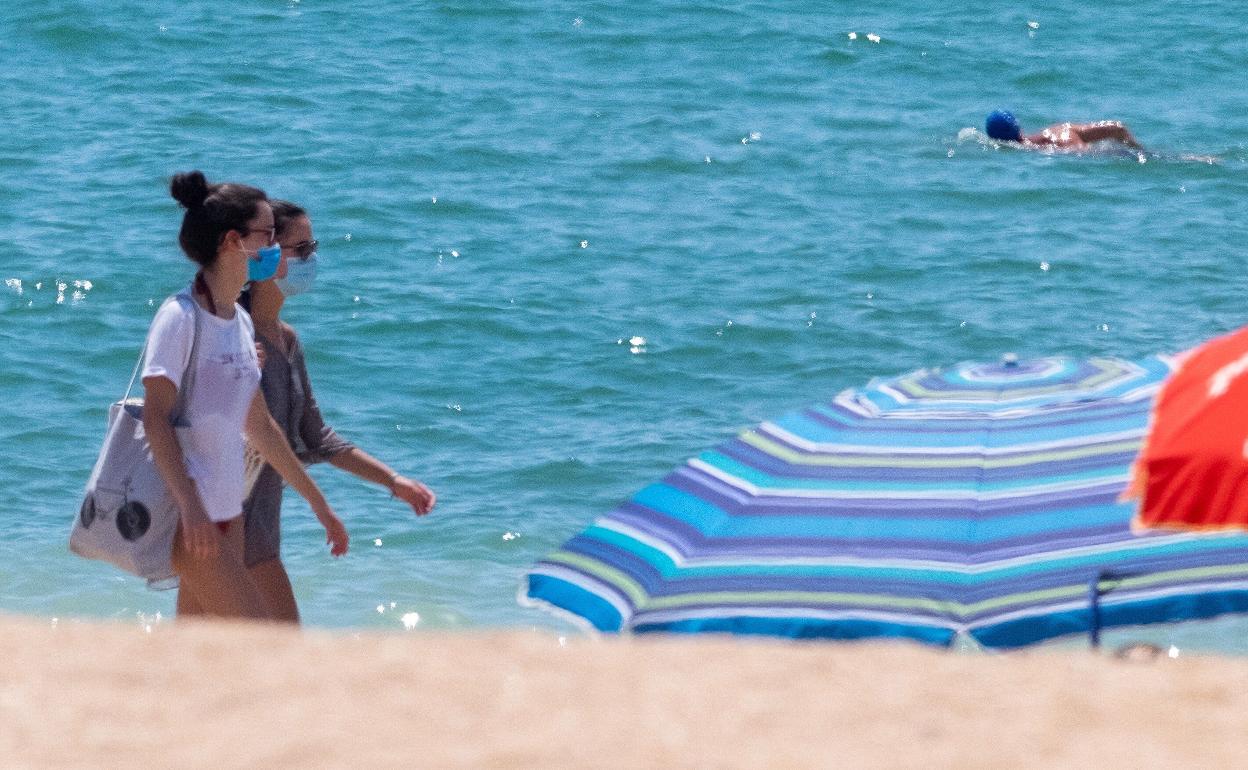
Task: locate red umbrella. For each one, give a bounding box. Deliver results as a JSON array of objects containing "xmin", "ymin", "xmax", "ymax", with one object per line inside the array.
[{"xmin": 1130, "ymin": 325, "xmax": 1248, "ymax": 531}]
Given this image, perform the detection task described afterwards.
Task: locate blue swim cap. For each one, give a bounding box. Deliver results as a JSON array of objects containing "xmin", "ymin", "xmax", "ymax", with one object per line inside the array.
[{"xmin": 985, "ymin": 110, "xmax": 1022, "ymax": 141}]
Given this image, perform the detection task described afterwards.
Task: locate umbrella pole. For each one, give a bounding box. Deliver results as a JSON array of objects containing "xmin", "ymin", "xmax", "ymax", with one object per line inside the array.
[
  {"xmin": 1088, "ymin": 575, "xmax": 1105, "ymax": 649},
  {"xmin": 1089, "ymin": 571, "xmax": 1138, "ymax": 649}
]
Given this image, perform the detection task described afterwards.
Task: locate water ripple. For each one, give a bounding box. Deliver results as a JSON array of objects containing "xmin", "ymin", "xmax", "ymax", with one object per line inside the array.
[{"xmin": 4, "ymin": 0, "xmax": 1248, "ymax": 652}]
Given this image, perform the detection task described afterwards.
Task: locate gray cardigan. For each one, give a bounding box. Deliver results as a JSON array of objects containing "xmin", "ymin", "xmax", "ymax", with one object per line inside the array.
[{"xmin": 242, "ymin": 322, "xmax": 354, "ymax": 567}]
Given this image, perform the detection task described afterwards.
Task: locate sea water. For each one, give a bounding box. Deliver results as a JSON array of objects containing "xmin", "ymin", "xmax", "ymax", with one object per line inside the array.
[{"xmin": 3, "ymin": 1, "xmax": 1248, "ymax": 651}]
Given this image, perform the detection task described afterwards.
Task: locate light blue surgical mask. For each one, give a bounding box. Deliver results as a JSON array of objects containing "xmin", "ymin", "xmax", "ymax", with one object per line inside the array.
[
  {"xmin": 276, "ymin": 252, "xmax": 317, "ymax": 297},
  {"xmin": 248, "ymin": 243, "xmax": 282, "ymax": 282}
]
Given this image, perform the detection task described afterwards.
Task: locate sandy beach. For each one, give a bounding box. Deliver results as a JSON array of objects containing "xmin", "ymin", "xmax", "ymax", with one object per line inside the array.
[{"xmin": 3, "ymin": 615, "xmax": 1247, "ymax": 768}]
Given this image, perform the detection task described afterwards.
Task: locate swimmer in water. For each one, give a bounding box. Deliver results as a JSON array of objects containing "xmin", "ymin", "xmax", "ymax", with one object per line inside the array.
[{"xmin": 985, "ymin": 109, "xmax": 1143, "ymax": 151}]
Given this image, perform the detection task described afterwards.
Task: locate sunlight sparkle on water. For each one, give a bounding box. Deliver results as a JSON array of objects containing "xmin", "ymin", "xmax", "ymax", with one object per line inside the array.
[
  {"xmin": 623, "ymin": 335, "xmax": 647, "ymax": 354},
  {"xmin": 401, "ymin": 612, "xmax": 420, "ymax": 630},
  {"xmin": 137, "ymin": 611, "xmax": 163, "ymax": 633}
]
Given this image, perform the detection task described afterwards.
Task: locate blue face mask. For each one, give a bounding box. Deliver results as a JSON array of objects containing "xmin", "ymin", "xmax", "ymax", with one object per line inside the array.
[
  {"xmin": 248, "ymin": 243, "xmax": 282, "ymax": 282},
  {"xmin": 276, "ymin": 252, "xmax": 317, "ymax": 297}
]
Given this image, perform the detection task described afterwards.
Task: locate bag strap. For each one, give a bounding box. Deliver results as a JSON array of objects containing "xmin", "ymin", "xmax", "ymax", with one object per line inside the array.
[
  {"xmin": 122, "ymin": 284, "xmax": 203, "ymax": 423},
  {"xmin": 171, "ymin": 292, "xmax": 202, "ymax": 422},
  {"xmin": 121, "ymin": 338, "xmax": 147, "ymax": 403}
]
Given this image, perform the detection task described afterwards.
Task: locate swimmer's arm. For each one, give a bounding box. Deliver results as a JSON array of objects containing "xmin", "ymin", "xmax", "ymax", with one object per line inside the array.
[
  {"xmin": 1023, "ymin": 127, "xmax": 1064, "ymax": 146},
  {"xmin": 244, "ymin": 391, "xmax": 349, "ymax": 556},
  {"xmin": 1074, "ymin": 121, "xmax": 1142, "ymax": 149}
]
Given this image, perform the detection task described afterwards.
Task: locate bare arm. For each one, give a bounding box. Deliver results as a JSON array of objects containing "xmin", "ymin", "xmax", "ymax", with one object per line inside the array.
[
  {"xmin": 328, "ymin": 447, "xmax": 437, "ymax": 515},
  {"xmin": 142, "ymin": 375, "xmax": 219, "ymax": 560},
  {"xmin": 286, "ymin": 329, "xmax": 435, "ymax": 516},
  {"xmin": 1074, "ymin": 121, "xmax": 1142, "ymax": 149},
  {"xmin": 244, "ymin": 391, "xmax": 349, "ymax": 555}
]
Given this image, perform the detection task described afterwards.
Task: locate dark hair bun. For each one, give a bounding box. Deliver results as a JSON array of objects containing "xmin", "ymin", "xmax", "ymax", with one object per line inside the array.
[{"xmin": 170, "ymin": 170, "xmax": 210, "ymax": 209}]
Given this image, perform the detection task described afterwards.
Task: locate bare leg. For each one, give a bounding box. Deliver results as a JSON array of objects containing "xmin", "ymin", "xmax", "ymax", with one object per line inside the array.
[
  {"xmin": 176, "ymin": 584, "xmax": 204, "ymax": 616},
  {"xmin": 247, "ymin": 557, "xmax": 301, "ymax": 625},
  {"xmin": 171, "ymin": 518, "xmax": 269, "ymax": 621}
]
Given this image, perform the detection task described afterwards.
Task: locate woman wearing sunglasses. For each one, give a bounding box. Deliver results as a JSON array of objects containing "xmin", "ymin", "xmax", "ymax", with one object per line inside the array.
[
  {"xmin": 239, "ymin": 199, "xmax": 436, "ymax": 623},
  {"xmin": 146, "ymin": 173, "xmax": 349, "ymax": 620}
]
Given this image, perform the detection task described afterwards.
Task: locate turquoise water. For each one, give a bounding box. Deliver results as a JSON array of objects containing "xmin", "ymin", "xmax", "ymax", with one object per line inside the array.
[{"xmin": 4, "ymin": 1, "xmax": 1248, "ymax": 649}]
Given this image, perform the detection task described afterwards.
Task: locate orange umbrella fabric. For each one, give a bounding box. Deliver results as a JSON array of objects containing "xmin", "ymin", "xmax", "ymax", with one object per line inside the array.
[{"xmin": 1132, "ymin": 325, "xmax": 1248, "ymax": 531}]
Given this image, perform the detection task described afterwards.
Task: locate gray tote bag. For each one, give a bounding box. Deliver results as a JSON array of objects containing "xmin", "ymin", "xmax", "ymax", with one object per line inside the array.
[{"xmin": 70, "ymin": 293, "xmax": 200, "ymax": 587}]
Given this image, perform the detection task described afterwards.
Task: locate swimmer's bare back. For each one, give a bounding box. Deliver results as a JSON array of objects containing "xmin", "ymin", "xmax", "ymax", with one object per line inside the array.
[{"xmin": 1025, "ymin": 121, "xmax": 1142, "ymax": 150}]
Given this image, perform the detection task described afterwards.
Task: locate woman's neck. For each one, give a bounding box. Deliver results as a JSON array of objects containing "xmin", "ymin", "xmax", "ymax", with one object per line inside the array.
[
  {"xmin": 196, "ymin": 268, "xmax": 240, "ymax": 319},
  {"xmin": 248, "ymin": 280, "xmax": 286, "ymax": 326}
]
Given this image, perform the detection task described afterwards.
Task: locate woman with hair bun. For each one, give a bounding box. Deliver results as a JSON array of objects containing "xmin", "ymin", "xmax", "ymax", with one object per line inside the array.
[
  {"xmin": 239, "ymin": 199, "xmax": 436, "ymax": 622},
  {"xmin": 142, "ymin": 171, "xmax": 348, "ymax": 620}
]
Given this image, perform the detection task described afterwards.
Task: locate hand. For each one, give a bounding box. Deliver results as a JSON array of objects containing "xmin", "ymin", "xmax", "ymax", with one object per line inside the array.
[
  {"xmin": 315, "ymin": 505, "xmax": 349, "ymax": 557},
  {"xmin": 182, "ymin": 515, "xmax": 220, "ymax": 561},
  {"xmin": 392, "ymin": 475, "xmax": 436, "ymax": 516}
]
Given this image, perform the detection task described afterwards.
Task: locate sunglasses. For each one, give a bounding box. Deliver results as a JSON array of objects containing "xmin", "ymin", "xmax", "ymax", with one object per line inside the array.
[
  {"xmin": 240, "ymin": 226, "xmax": 277, "ymax": 243},
  {"xmin": 282, "ymin": 239, "xmax": 319, "ymax": 259}
]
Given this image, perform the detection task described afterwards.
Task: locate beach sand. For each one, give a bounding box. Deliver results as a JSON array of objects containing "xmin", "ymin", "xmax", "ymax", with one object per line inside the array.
[{"xmin": 3, "ymin": 614, "xmax": 1246, "ymax": 768}]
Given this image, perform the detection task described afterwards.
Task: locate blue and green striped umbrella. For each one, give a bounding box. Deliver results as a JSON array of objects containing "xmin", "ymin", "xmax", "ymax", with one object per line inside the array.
[{"xmin": 524, "ymin": 356, "xmax": 1248, "ymax": 648}]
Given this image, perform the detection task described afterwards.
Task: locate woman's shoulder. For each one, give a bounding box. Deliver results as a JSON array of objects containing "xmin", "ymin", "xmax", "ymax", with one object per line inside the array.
[
  {"xmin": 280, "ymin": 318, "xmax": 302, "ymax": 341},
  {"xmin": 162, "ymin": 286, "xmax": 198, "ymax": 315},
  {"xmin": 280, "ymin": 321, "xmax": 303, "ymax": 350},
  {"xmin": 149, "ymin": 287, "xmax": 197, "ymax": 329}
]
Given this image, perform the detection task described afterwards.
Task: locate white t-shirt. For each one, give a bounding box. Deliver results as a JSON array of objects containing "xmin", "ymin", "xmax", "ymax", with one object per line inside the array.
[{"xmin": 141, "ymin": 287, "xmax": 262, "ymax": 523}]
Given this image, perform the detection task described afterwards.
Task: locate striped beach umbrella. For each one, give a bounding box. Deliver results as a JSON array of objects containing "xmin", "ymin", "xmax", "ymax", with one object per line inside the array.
[{"xmin": 523, "ymin": 356, "xmax": 1248, "ymax": 649}]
